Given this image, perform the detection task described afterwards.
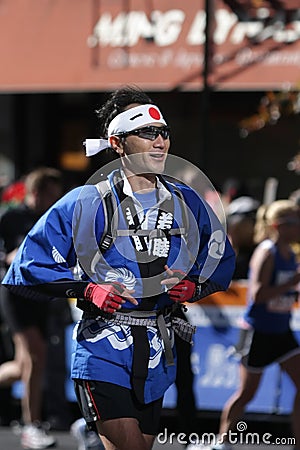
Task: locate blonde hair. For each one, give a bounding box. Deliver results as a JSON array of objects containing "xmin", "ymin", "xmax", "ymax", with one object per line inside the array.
[
  {"xmin": 253, "ymin": 200, "xmax": 298, "ymax": 243},
  {"xmin": 253, "ymin": 204, "xmax": 269, "ymax": 244},
  {"xmin": 265, "ymin": 199, "xmax": 297, "ymax": 225}
]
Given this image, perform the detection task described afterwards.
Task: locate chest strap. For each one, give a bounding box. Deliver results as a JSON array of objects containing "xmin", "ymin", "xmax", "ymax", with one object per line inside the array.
[{"xmin": 113, "ymin": 228, "xmax": 185, "ymax": 237}]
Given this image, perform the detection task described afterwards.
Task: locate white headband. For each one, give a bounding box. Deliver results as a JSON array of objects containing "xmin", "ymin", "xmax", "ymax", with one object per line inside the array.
[{"xmin": 84, "ymin": 104, "xmax": 167, "ymax": 157}]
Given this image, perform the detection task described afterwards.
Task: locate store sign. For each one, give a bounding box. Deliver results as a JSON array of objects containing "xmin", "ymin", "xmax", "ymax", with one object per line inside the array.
[
  {"xmin": 1, "ymin": 0, "xmax": 300, "ymax": 92},
  {"xmin": 89, "ymin": 8, "xmax": 300, "ymax": 48},
  {"xmin": 87, "ymin": 5, "xmax": 300, "ymax": 89}
]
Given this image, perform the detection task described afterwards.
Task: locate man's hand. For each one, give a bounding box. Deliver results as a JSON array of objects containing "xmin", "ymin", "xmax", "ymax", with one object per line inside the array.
[
  {"xmin": 84, "ymin": 282, "xmax": 137, "ymax": 313},
  {"xmin": 161, "ymin": 265, "xmax": 196, "ymax": 303}
]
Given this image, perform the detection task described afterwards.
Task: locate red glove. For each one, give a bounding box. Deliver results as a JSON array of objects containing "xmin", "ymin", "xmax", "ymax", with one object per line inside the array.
[
  {"xmin": 165, "ymin": 270, "xmax": 196, "ymax": 303},
  {"xmin": 84, "ymin": 282, "xmax": 125, "ymax": 313}
]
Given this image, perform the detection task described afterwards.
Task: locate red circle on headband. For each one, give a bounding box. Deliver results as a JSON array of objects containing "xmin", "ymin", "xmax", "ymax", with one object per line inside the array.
[{"xmin": 148, "ymin": 107, "xmax": 161, "ymax": 120}]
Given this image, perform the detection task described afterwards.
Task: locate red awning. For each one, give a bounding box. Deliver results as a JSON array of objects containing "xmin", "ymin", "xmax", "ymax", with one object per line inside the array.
[{"xmin": 1, "ymin": 0, "xmax": 300, "ymax": 92}]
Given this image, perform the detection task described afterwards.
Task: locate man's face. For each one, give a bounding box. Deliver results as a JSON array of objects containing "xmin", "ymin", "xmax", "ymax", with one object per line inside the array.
[
  {"xmin": 120, "ymin": 123, "xmax": 170, "ymax": 175},
  {"xmin": 109, "ymin": 103, "xmax": 170, "ymax": 176}
]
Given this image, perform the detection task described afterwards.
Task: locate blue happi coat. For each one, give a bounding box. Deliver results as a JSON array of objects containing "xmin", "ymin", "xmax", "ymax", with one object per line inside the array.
[{"xmin": 3, "ymin": 170, "xmax": 235, "ymax": 403}]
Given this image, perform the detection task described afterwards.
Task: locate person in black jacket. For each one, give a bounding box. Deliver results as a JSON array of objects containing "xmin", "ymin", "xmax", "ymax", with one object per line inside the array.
[{"xmin": 0, "ymin": 167, "xmax": 65, "ymax": 449}]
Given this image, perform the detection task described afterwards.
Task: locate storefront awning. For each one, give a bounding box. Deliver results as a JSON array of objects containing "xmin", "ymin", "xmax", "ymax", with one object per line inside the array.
[{"xmin": 1, "ymin": 0, "xmax": 300, "ymax": 92}]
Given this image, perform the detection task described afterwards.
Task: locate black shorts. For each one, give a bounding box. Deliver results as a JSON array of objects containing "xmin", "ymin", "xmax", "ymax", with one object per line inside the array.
[
  {"xmin": 0, "ymin": 291, "xmax": 51, "ymax": 337},
  {"xmin": 242, "ymin": 328, "xmax": 300, "ymax": 371},
  {"xmin": 74, "ymin": 380, "xmax": 163, "ymax": 435}
]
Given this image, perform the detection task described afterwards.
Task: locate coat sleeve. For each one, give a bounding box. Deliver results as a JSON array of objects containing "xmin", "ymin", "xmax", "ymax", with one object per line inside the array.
[
  {"xmin": 180, "ymin": 185, "xmax": 236, "ymax": 299},
  {"xmin": 2, "ymin": 187, "xmax": 83, "ymax": 298}
]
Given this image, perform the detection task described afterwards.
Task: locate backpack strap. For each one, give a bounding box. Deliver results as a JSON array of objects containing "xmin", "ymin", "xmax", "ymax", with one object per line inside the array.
[
  {"xmin": 158, "ymin": 176, "xmax": 189, "ymax": 242},
  {"xmin": 95, "ymin": 179, "xmax": 118, "ymax": 252},
  {"xmin": 171, "ymin": 183, "xmax": 189, "ymax": 241}
]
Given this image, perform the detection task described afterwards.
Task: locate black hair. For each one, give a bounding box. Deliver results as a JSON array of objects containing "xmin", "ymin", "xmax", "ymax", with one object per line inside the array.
[
  {"xmin": 95, "ymin": 85, "xmax": 153, "ymax": 138},
  {"xmin": 25, "ymin": 167, "xmax": 62, "ymax": 194}
]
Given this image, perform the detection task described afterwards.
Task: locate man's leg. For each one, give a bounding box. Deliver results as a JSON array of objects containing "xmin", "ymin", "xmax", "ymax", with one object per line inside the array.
[
  {"xmin": 21, "ymin": 327, "xmax": 47, "ymax": 423},
  {"xmin": 97, "ymin": 417, "xmax": 156, "ymax": 450}
]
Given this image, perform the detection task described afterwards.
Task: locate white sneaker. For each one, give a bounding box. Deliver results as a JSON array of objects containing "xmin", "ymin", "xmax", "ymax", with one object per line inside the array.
[
  {"xmin": 70, "ymin": 418, "xmax": 104, "ymax": 450},
  {"xmin": 186, "ymin": 442, "xmax": 232, "ymax": 450},
  {"xmin": 213, "ymin": 442, "xmax": 232, "ymax": 450},
  {"xmin": 186, "ymin": 445, "xmax": 209, "ymax": 450},
  {"xmin": 21, "ymin": 423, "xmax": 56, "ymax": 449}
]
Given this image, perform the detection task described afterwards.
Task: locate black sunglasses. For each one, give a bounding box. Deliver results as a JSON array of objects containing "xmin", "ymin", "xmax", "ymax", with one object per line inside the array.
[{"xmin": 119, "ymin": 126, "xmax": 170, "ymax": 141}]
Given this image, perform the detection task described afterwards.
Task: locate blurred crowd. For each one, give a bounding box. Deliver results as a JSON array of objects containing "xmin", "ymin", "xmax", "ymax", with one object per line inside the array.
[
  {"xmin": 0, "ymin": 168, "xmax": 299, "ymax": 450},
  {"xmin": 0, "ymin": 168, "xmax": 104, "ymax": 450},
  {"xmin": 0, "ymin": 169, "xmax": 75, "ymax": 445}
]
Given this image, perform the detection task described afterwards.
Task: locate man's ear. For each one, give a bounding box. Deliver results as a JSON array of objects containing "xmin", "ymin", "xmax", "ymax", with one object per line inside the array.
[{"xmin": 109, "ymin": 136, "xmax": 124, "ymax": 155}]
